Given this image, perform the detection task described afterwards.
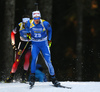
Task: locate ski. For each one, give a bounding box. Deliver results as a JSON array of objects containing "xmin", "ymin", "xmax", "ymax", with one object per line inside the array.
[
  {"xmin": 58, "ymin": 85, "xmax": 72, "ymax": 89},
  {"xmin": 53, "ymin": 84, "xmax": 72, "ymax": 89}
]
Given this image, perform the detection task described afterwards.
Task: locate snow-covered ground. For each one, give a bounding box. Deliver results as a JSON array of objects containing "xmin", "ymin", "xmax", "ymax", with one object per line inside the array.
[{"xmin": 0, "ymin": 81, "xmax": 100, "ymax": 92}]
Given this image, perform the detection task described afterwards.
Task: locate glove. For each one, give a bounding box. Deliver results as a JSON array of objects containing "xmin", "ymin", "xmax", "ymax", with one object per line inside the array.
[
  {"xmin": 27, "ymin": 33, "xmax": 31, "ymax": 40},
  {"xmin": 12, "ymin": 44, "xmax": 17, "ymax": 51},
  {"xmin": 48, "ymin": 40, "xmax": 52, "ymax": 47}
]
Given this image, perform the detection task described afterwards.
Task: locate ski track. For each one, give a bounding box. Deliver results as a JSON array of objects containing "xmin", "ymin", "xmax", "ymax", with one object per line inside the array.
[{"xmin": 0, "ymin": 82, "xmax": 100, "ymax": 92}]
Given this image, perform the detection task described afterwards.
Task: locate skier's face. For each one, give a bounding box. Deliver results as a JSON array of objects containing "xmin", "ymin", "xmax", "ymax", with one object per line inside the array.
[{"xmin": 34, "ymin": 16, "xmax": 40, "ymax": 24}]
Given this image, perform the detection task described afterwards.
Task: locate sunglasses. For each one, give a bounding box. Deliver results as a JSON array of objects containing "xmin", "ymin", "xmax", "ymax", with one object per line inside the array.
[{"xmin": 34, "ymin": 17, "xmax": 40, "ymax": 20}]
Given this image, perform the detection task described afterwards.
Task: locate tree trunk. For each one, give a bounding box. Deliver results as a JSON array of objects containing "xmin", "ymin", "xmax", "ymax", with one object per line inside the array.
[
  {"xmin": 1, "ymin": 0, "xmax": 15, "ymax": 80},
  {"xmin": 75, "ymin": 0, "xmax": 83, "ymax": 80},
  {"xmin": 26, "ymin": 0, "xmax": 36, "ymax": 18},
  {"xmin": 39, "ymin": 0, "xmax": 52, "ymax": 23}
]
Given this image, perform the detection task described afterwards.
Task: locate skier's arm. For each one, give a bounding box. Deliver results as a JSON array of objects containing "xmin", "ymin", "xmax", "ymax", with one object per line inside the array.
[
  {"xmin": 47, "ymin": 25, "xmax": 52, "ymax": 47},
  {"xmin": 25, "ymin": 20, "xmax": 30, "ymax": 33},
  {"xmin": 11, "ymin": 31, "xmax": 15, "ymax": 46},
  {"xmin": 44, "ymin": 21, "xmax": 52, "ymax": 41},
  {"xmin": 11, "ymin": 25, "xmax": 20, "ymax": 47},
  {"xmin": 44, "ymin": 21, "xmax": 52, "ymax": 47},
  {"xmin": 25, "ymin": 21, "xmax": 31, "ymax": 40}
]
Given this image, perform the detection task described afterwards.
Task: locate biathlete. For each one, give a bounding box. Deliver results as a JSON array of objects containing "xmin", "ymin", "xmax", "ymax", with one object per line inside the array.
[
  {"xmin": 5, "ymin": 15, "xmax": 31, "ymax": 83},
  {"xmin": 26, "ymin": 11, "xmax": 60, "ymax": 87}
]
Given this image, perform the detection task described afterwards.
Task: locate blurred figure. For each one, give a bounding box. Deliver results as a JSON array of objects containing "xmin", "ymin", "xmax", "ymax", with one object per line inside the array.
[
  {"xmin": 28, "ymin": 64, "xmax": 47, "ymax": 82},
  {"xmin": 5, "ymin": 15, "xmax": 31, "ymax": 83}
]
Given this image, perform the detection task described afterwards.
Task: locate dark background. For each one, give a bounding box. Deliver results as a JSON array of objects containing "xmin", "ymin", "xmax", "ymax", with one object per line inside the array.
[{"xmin": 0, "ymin": 0, "xmax": 100, "ymax": 81}]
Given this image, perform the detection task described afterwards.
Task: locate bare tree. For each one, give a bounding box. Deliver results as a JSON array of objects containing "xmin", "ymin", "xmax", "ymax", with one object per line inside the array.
[
  {"xmin": 26, "ymin": 0, "xmax": 36, "ymax": 18},
  {"xmin": 39, "ymin": 0, "xmax": 53, "ymax": 23},
  {"xmin": 75, "ymin": 0, "xmax": 83, "ymax": 80},
  {"xmin": 2, "ymin": 0, "xmax": 15, "ymax": 79}
]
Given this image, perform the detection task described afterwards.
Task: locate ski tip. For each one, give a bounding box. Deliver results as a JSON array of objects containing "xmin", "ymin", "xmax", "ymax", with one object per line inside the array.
[
  {"xmin": 66, "ymin": 87, "xmax": 72, "ymax": 89},
  {"xmin": 56, "ymin": 84, "xmax": 72, "ymax": 89},
  {"xmin": 61, "ymin": 86, "xmax": 72, "ymax": 89}
]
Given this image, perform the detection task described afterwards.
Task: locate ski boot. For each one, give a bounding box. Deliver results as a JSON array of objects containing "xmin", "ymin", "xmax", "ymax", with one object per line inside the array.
[
  {"xmin": 21, "ymin": 70, "xmax": 27, "ymax": 83},
  {"xmin": 29, "ymin": 73, "xmax": 35, "ymax": 88},
  {"xmin": 51, "ymin": 75, "xmax": 60, "ymax": 87},
  {"xmin": 5, "ymin": 73, "xmax": 15, "ymax": 83}
]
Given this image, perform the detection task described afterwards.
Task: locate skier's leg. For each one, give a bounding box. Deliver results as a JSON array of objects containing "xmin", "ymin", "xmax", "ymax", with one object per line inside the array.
[
  {"xmin": 31, "ymin": 44, "xmax": 40, "ymax": 73},
  {"xmin": 11, "ymin": 51, "xmax": 21, "ymax": 73},
  {"xmin": 29, "ymin": 43, "xmax": 40, "ymax": 86},
  {"xmin": 24, "ymin": 50, "xmax": 31, "ymax": 71},
  {"xmin": 41, "ymin": 40, "xmax": 60, "ymax": 86},
  {"xmin": 5, "ymin": 42, "xmax": 26, "ymax": 83},
  {"xmin": 41, "ymin": 41, "xmax": 55, "ymax": 76},
  {"xmin": 11, "ymin": 41, "xmax": 26, "ymax": 73},
  {"xmin": 5, "ymin": 51, "xmax": 21, "ymax": 83},
  {"xmin": 22, "ymin": 50, "xmax": 31, "ymax": 82}
]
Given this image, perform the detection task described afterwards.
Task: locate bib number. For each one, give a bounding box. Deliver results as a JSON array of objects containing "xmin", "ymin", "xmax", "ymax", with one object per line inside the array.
[{"xmin": 34, "ymin": 33, "xmax": 41, "ymax": 38}]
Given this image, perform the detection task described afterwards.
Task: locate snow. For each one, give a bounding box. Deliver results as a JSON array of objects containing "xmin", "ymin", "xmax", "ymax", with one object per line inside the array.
[{"xmin": 0, "ymin": 81, "xmax": 100, "ymax": 92}]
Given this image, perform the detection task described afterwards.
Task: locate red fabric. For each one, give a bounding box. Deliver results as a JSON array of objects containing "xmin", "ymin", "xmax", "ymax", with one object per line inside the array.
[
  {"xmin": 24, "ymin": 50, "xmax": 31, "ymax": 70},
  {"xmin": 11, "ymin": 52, "xmax": 20, "ymax": 73},
  {"xmin": 11, "ymin": 50, "xmax": 31, "ymax": 73},
  {"xmin": 11, "ymin": 31, "xmax": 15, "ymax": 45}
]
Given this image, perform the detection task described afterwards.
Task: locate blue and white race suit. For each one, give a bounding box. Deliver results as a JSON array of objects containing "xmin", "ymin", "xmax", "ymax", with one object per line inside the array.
[{"xmin": 26, "ymin": 19, "xmax": 55, "ymax": 76}]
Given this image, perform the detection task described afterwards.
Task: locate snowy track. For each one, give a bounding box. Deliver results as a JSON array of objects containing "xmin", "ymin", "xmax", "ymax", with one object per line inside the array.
[{"xmin": 0, "ymin": 82, "xmax": 100, "ymax": 92}]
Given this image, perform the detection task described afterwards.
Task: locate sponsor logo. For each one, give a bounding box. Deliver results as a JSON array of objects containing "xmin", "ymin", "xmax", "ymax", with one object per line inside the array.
[{"xmin": 34, "ymin": 13, "xmax": 40, "ymax": 15}]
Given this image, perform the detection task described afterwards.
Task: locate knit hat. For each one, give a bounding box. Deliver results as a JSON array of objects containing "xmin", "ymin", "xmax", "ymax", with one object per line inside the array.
[{"xmin": 32, "ymin": 11, "xmax": 41, "ymax": 18}]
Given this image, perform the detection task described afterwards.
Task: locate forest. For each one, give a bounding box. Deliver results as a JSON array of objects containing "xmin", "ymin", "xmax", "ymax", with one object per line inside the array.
[{"xmin": 0, "ymin": 0, "xmax": 100, "ymax": 81}]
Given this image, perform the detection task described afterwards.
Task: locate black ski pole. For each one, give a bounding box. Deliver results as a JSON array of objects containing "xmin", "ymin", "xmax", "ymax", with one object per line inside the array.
[
  {"xmin": 34, "ymin": 3, "xmax": 38, "ymax": 10},
  {"xmin": 34, "ymin": 0, "xmax": 39, "ymax": 10},
  {"xmin": 17, "ymin": 41, "xmax": 29, "ymax": 62}
]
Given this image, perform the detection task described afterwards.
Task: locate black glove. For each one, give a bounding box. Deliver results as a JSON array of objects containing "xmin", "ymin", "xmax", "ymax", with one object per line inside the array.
[
  {"xmin": 27, "ymin": 33, "xmax": 31, "ymax": 40},
  {"xmin": 12, "ymin": 45, "xmax": 17, "ymax": 51},
  {"xmin": 48, "ymin": 40, "xmax": 52, "ymax": 47}
]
